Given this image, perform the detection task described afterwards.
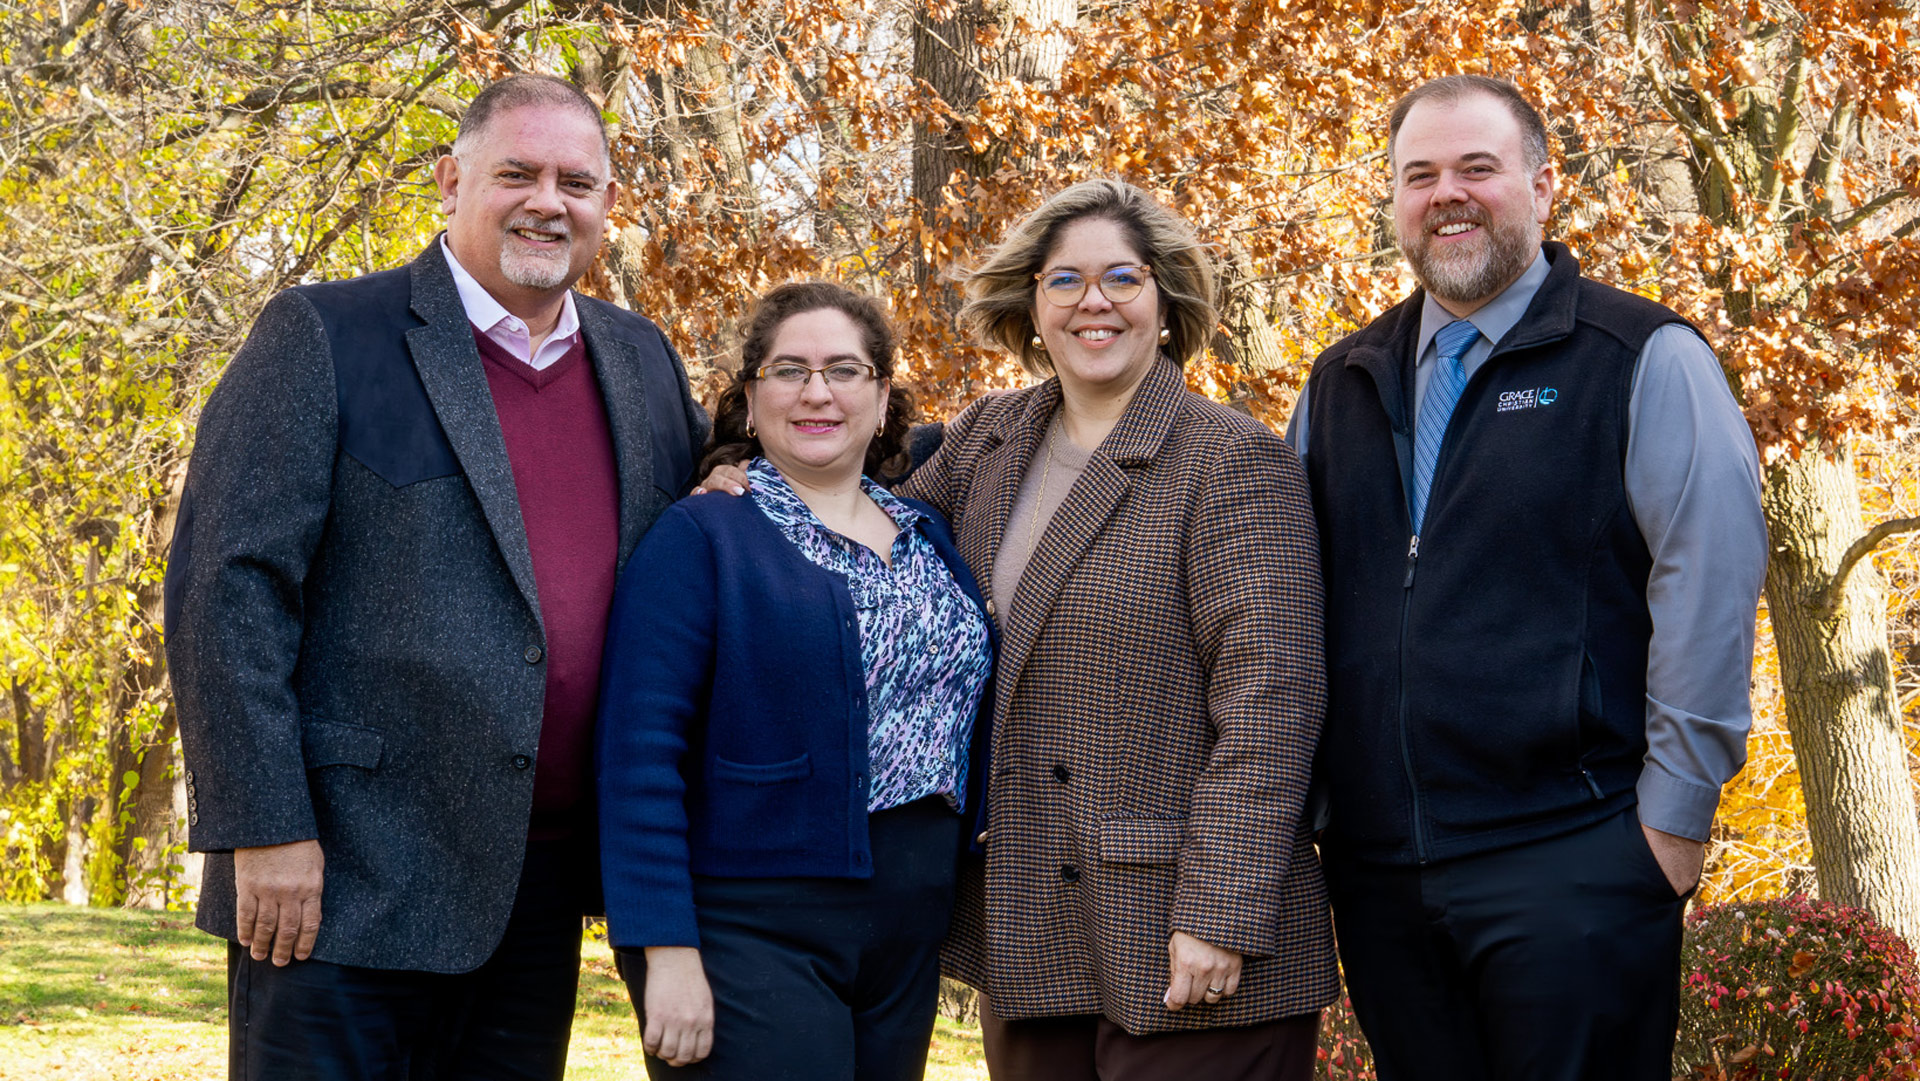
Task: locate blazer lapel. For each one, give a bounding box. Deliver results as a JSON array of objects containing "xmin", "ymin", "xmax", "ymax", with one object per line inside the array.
[
  {"xmin": 993, "ymin": 359, "xmax": 1187, "ymax": 714},
  {"xmin": 403, "ymin": 243, "xmax": 543, "ymax": 630},
  {"xmin": 575, "ymin": 299, "xmax": 655, "ymax": 566},
  {"xmin": 967, "ymin": 380, "xmax": 1062, "ymax": 606}
]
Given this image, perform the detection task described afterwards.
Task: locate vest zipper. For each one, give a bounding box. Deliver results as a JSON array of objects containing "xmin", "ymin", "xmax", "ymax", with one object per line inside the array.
[{"xmin": 1399, "ymin": 533, "xmax": 1430, "ymax": 863}]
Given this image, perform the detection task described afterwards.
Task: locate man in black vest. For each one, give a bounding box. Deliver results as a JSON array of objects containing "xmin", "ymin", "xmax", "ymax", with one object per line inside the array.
[{"xmin": 1291, "ymin": 76, "xmax": 1766, "ymax": 1079}]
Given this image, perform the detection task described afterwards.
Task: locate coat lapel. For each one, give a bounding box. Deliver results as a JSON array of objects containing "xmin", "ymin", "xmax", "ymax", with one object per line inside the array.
[
  {"xmin": 403, "ymin": 243, "xmax": 543, "ymax": 631},
  {"xmin": 967, "ymin": 380, "xmax": 1063, "ymax": 606},
  {"xmin": 575, "ymin": 299, "xmax": 655, "ymax": 566},
  {"xmin": 993, "ymin": 359, "xmax": 1187, "ymax": 715}
]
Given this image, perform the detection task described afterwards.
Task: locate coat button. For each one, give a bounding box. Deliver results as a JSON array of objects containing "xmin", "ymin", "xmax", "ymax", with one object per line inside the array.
[
  {"xmin": 511, "ymin": 754, "xmax": 532, "ymax": 770},
  {"xmin": 1059, "ymin": 864, "xmax": 1080, "ymax": 883},
  {"xmin": 1052, "ymin": 763, "xmax": 1071, "ymax": 783},
  {"xmin": 524, "ymin": 646, "xmax": 543, "ymax": 664}
]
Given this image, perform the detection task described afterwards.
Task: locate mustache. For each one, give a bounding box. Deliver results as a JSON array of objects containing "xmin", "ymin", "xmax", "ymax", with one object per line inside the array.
[
  {"xmin": 1422, "ymin": 209, "xmax": 1486, "ymax": 232},
  {"xmin": 506, "ymin": 216, "xmax": 571, "ymax": 239}
]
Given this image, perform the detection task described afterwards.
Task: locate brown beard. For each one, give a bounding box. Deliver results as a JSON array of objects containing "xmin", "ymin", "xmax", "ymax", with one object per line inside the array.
[{"xmin": 1399, "ymin": 210, "xmax": 1538, "ymax": 307}]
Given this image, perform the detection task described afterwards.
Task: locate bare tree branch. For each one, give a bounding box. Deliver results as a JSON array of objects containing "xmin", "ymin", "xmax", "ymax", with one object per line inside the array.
[{"xmin": 1819, "ymin": 516, "xmax": 1920, "ymax": 618}]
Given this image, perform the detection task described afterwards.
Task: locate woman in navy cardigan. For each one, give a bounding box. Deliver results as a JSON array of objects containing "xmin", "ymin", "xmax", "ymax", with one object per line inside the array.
[{"xmin": 597, "ymin": 282, "xmax": 995, "ymax": 1079}]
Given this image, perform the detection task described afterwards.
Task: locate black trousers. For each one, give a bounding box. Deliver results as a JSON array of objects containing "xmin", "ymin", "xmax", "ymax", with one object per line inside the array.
[
  {"xmin": 621, "ymin": 797, "xmax": 965, "ymax": 1081},
  {"xmin": 1326, "ymin": 807, "xmax": 1689, "ymax": 1081},
  {"xmin": 227, "ymin": 838, "xmax": 588, "ymax": 1081}
]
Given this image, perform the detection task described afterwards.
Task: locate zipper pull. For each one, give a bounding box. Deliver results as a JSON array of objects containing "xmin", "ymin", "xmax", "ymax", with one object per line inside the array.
[
  {"xmin": 1405, "ymin": 535, "xmax": 1420, "ymax": 588},
  {"xmin": 1579, "ymin": 767, "xmax": 1605, "ymax": 800}
]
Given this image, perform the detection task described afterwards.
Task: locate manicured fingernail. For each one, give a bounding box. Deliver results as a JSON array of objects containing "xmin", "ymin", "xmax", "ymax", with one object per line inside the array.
[{"xmin": 731, "ymin": 486, "xmax": 744, "ymax": 495}]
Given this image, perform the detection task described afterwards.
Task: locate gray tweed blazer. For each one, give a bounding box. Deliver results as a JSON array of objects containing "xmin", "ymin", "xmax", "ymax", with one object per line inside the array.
[
  {"xmin": 165, "ymin": 241, "xmax": 707, "ymax": 972},
  {"xmin": 904, "ymin": 358, "xmax": 1338, "ymax": 1034}
]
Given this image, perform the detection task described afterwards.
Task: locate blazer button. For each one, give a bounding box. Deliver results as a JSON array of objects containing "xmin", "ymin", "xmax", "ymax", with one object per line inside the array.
[
  {"xmin": 1052, "ymin": 763, "xmax": 1071, "ymax": 783},
  {"xmin": 524, "ymin": 646, "xmax": 544, "ymax": 664},
  {"xmin": 1059, "ymin": 864, "xmax": 1081, "ymax": 883},
  {"xmin": 511, "ymin": 754, "xmax": 532, "ymax": 770}
]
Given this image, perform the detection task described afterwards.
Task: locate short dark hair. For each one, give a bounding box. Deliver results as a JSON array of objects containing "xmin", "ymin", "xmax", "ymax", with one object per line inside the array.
[
  {"xmin": 702, "ymin": 282, "xmax": 917, "ymax": 482},
  {"xmin": 955, "ymin": 179, "xmax": 1218, "ymax": 377},
  {"xmin": 454, "ymin": 74, "xmax": 609, "ymax": 161},
  {"xmin": 1388, "ymin": 75, "xmax": 1551, "ymax": 174}
]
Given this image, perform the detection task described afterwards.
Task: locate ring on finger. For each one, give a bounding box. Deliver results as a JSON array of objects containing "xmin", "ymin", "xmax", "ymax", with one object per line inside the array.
[{"xmin": 1205, "ymin": 985, "xmax": 1225, "ymax": 995}]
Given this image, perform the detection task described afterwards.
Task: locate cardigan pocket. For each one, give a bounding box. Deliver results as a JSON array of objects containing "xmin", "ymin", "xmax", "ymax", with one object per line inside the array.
[
  {"xmin": 1098, "ymin": 816, "xmax": 1186, "ymax": 865},
  {"xmin": 712, "ymin": 752, "xmax": 813, "ymax": 785}
]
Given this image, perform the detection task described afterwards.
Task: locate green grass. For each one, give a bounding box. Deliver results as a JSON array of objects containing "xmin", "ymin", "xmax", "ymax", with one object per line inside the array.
[{"xmin": 0, "ymin": 903, "xmax": 985, "ymax": 1080}]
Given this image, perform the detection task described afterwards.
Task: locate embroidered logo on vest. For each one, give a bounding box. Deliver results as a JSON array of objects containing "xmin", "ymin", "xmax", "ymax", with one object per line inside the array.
[{"xmin": 1496, "ymin": 386, "xmax": 1560, "ymax": 413}]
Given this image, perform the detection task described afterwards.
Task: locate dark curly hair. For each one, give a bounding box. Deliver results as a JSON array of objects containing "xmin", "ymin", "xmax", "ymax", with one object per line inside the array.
[{"xmin": 702, "ymin": 282, "xmax": 917, "ymax": 481}]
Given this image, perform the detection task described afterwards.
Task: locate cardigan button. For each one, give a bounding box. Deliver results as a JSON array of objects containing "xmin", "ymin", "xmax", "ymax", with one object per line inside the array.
[
  {"xmin": 985, "ymin": 599, "xmax": 996, "ymax": 618},
  {"xmin": 524, "ymin": 645, "xmax": 544, "ymax": 664},
  {"xmin": 511, "ymin": 754, "xmax": 532, "ymax": 770},
  {"xmin": 1059, "ymin": 864, "xmax": 1081, "ymax": 883}
]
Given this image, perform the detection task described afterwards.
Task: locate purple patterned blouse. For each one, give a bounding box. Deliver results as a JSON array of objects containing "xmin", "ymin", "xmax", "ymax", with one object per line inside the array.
[{"xmin": 748, "ymin": 459, "xmax": 992, "ymax": 812}]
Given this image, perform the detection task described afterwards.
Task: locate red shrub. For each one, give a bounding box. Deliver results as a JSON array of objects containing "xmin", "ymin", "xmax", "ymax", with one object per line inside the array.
[{"xmin": 1677, "ymin": 894, "xmax": 1920, "ymax": 1080}]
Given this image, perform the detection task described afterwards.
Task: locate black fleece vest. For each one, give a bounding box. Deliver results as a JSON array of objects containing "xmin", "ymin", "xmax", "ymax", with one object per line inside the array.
[{"xmin": 1305, "ymin": 244, "xmax": 1687, "ymax": 865}]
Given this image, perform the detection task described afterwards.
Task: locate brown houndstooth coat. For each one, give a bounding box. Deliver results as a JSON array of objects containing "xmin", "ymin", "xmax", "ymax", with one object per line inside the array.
[{"xmin": 899, "ymin": 358, "xmax": 1338, "ymax": 1036}]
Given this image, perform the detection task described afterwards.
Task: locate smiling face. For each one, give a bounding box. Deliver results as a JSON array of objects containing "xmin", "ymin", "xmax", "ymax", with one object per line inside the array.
[
  {"xmin": 1032, "ymin": 216, "xmax": 1164, "ymax": 398},
  {"xmin": 744, "ymin": 307, "xmax": 891, "ymax": 487},
  {"xmin": 432, "ymin": 103, "xmax": 617, "ymax": 315},
  {"xmin": 1392, "ymin": 92, "xmax": 1554, "ymax": 317}
]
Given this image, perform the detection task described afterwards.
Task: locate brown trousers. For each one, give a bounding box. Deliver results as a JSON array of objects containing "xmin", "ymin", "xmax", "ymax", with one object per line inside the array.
[{"xmin": 979, "ymin": 993, "xmax": 1320, "ymax": 1081}]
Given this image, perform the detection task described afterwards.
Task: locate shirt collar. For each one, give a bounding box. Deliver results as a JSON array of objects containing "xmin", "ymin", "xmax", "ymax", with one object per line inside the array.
[
  {"xmin": 1415, "ymin": 247, "xmax": 1550, "ymax": 362},
  {"xmin": 439, "ymin": 235, "xmax": 579, "ymax": 342},
  {"xmin": 747, "ymin": 457, "xmax": 925, "ymax": 533}
]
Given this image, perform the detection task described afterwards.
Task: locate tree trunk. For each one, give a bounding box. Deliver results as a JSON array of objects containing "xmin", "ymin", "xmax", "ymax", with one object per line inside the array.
[
  {"xmin": 1763, "ymin": 443, "xmax": 1920, "ymax": 945},
  {"xmin": 911, "ymin": 0, "xmax": 1075, "ymax": 287}
]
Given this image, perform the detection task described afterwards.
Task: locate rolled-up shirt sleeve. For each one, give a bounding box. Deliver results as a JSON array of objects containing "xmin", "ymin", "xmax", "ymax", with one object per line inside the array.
[{"xmin": 1625, "ymin": 324, "xmax": 1768, "ymax": 841}]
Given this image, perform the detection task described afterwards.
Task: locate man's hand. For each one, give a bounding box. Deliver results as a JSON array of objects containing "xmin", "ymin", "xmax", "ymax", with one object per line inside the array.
[
  {"xmin": 1163, "ymin": 930, "xmax": 1242, "ymax": 1012},
  {"xmin": 233, "ymin": 839, "xmax": 324, "ymax": 966},
  {"xmin": 690, "ymin": 463, "xmax": 750, "ymax": 496},
  {"xmin": 1642, "ymin": 823, "xmax": 1705, "ymax": 897},
  {"xmin": 642, "ymin": 946, "xmax": 715, "ymax": 1066}
]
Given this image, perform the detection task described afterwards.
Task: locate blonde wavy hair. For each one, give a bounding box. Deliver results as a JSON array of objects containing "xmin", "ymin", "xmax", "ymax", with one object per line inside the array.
[{"xmin": 955, "ymin": 179, "xmax": 1218, "ymax": 378}]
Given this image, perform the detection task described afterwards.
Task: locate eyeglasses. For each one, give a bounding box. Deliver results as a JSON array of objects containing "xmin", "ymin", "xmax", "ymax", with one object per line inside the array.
[
  {"xmin": 1033, "ymin": 265, "xmax": 1154, "ymax": 307},
  {"xmin": 754, "ymin": 361, "xmax": 879, "ymax": 388}
]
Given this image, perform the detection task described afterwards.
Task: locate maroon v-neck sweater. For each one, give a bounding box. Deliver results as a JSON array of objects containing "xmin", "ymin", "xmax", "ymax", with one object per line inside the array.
[{"xmin": 474, "ymin": 329, "xmax": 619, "ymax": 841}]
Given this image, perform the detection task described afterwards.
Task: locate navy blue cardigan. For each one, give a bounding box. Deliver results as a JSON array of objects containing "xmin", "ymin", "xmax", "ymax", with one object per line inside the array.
[{"xmin": 595, "ymin": 489, "xmax": 995, "ymax": 949}]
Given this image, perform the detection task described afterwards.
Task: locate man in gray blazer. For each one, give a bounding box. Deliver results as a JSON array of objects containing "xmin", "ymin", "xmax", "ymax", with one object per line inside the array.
[{"xmin": 166, "ymin": 74, "xmax": 708, "ymax": 1079}]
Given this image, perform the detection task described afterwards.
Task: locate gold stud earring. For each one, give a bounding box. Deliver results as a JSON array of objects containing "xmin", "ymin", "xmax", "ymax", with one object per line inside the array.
[
  {"xmin": 1158, "ymin": 327, "xmax": 1171, "ymax": 345},
  {"xmin": 1031, "ymin": 334, "xmax": 1047, "ymax": 353}
]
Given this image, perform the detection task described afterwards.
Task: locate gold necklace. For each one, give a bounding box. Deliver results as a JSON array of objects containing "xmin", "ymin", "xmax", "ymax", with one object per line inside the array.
[{"xmin": 1026, "ymin": 420, "xmax": 1058, "ymax": 556}]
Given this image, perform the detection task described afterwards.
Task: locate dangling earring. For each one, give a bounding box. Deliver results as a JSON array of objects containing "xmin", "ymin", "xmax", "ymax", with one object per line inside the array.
[
  {"xmin": 1158, "ymin": 327, "xmax": 1171, "ymax": 345},
  {"xmin": 1031, "ymin": 334, "xmax": 1047, "ymax": 353}
]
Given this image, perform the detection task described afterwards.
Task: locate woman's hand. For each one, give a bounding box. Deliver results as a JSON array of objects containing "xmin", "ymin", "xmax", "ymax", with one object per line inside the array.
[
  {"xmin": 1162, "ymin": 930, "xmax": 1242, "ymax": 1012},
  {"xmin": 642, "ymin": 946, "xmax": 715, "ymax": 1066},
  {"xmin": 691, "ymin": 463, "xmax": 751, "ymax": 496}
]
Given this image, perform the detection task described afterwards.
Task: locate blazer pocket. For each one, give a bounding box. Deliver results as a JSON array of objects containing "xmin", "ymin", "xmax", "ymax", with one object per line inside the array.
[
  {"xmin": 1098, "ymin": 816, "xmax": 1186, "ymax": 865},
  {"xmin": 712, "ymin": 752, "xmax": 812, "ymax": 785},
  {"xmin": 302, "ymin": 719, "xmax": 385, "ymax": 770}
]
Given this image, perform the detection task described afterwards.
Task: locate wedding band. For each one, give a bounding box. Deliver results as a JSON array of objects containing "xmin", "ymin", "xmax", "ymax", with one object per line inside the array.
[{"xmin": 1206, "ymin": 986, "xmax": 1225, "ymax": 995}]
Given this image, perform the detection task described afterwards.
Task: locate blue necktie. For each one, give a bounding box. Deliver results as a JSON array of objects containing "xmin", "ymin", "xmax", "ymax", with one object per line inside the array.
[{"xmin": 1411, "ymin": 319, "xmax": 1482, "ymax": 533}]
